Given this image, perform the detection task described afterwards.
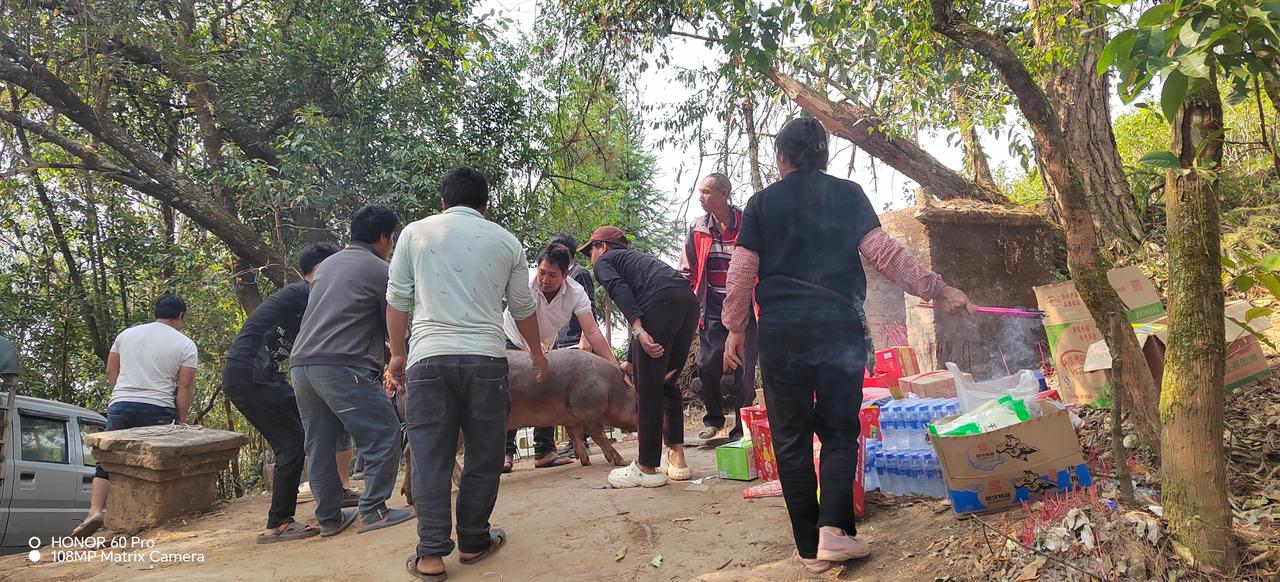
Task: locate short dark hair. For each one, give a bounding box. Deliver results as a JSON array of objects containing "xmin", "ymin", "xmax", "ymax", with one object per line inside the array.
[
  {"xmin": 704, "ymin": 173, "xmax": 732, "ymax": 196},
  {"xmin": 775, "ymin": 117, "xmax": 829, "ymax": 173},
  {"xmin": 350, "ymin": 204, "xmax": 399, "ymax": 244},
  {"xmin": 550, "ymin": 233, "xmax": 578, "ymax": 253},
  {"xmin": 298, "ymin": 242, "xmax": 341, "ymax": 276},
  {"xmin": 441, "ymin": 167, "xmax": 489, "ymax": 210},
  {"xmin": 154, "ymin": 294, "xmax": 187, "ymax": 320},
  {"xmin": 537, "ymin": 242, "xmax": 573, "ymax": 273}
]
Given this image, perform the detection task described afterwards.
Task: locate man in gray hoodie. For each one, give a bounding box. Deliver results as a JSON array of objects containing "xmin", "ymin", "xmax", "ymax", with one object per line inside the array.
[{"xmin": 291, "ymin": 204, "xmax": 413, "ymax": 538}]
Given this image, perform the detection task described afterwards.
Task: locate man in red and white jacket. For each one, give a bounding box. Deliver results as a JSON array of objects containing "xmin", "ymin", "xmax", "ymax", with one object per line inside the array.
[{"xmin": 678, "ymin": 173, "xmax": 759, "ymax": 442}]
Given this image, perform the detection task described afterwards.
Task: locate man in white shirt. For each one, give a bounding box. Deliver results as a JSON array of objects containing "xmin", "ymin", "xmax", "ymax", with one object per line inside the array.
[
  {"xmin": 501, "ymin": 241, "xmax": 619, "ymax": 471},
  {"xmin": 386, "ymin": 167, "xmax": 547, "ymax": 580},
  {"xmin": 73, "ymin": 294, "xmax": 198, "ymax": 537}
]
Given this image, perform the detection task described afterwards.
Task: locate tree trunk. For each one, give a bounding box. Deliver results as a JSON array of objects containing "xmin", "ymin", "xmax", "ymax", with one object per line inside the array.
[
  {"xmin": 1160, "ymin": 78, "xmax": 1233, "ymax": 571},
  {"xmin": 742, "ymin": 92, "xmax": 765, "ymax": 193},
  {"xmin": 1030, "ymin": 0, "xmax": 1145, "ymax": 257},
  {"xmin": 949, "ymin": 86, "xmax": 996, "ymax": 186},
  {"xmin": 767, "ymin": 68, "xmax": 1012, "ymax": 205},
  {"xmin": 929, "ymin": 0, "xmax": 1162, "ymax": 445}
]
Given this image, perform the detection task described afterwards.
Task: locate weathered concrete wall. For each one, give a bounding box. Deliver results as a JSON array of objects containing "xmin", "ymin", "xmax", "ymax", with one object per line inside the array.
[{"xmin": 868, "ymin": 202, "xmax": 1066, "ymax": 379}]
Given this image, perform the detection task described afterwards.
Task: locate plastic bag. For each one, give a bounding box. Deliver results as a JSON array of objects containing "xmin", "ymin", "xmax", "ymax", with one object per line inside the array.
[
  {"xmin": 946, "ymin": 363, "xmax": 1040, "ymax": 413},
  {"xmin": 929, "ymin": 394, "xmax": 1032, "ymax": 436}
]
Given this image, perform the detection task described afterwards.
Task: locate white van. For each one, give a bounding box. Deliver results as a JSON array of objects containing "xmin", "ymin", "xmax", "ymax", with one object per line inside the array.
[{"xmin": 1, "ymin": 395, "xmax": 106, "ymax": 548}]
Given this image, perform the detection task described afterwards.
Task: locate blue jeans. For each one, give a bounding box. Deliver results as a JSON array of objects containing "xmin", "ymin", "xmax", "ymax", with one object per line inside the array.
[
  {"xmin": 95, "ymin": 401, "xmax": 177, "ymax": 479},
  {"xmin": 291, "ymin": 365, "xmax": 402, "ymax": 527}
]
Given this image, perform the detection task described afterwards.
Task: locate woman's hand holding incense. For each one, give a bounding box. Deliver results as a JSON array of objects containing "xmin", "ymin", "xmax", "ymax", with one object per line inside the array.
[{"xmin": 935, "ymin": 286, "xmax": 976, "ymax": 315}]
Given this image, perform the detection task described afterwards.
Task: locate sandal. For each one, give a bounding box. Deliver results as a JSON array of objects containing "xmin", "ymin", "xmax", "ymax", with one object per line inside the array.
[
  {"xmin": 357, "ymin": 507, "xmax": 415, "ymax": 534},
  {"xmin": 319, "ymin": 508, "xmax": 358, "ymax": 538},
  {"xmin": 696, "ymin": 426, "xmax": 719, "ymax": 440},
  {"xmin": 534, "ymin": 454, "xmax": 574, "ymax": 469},
  {"xmin": 71, "ymin": 515, "xmax": 104, "ymax": 538},
  {"xmin": 666, "ymin": 450, "xmax": 692, "ymax": 481},
  {"xmin": 257, "ymin": 520, "xmax": 319, "ymax": 544},
  {"xmin": 406, "ymin": 555, "xmax": 448, "ymax": 581},
  {"xmin": 502, "ymin": 454, "xmax": 514, "ymax": 474},
  {"xmin": 459, "ymin": 527, "xmax": 507, "ymax": 565}
]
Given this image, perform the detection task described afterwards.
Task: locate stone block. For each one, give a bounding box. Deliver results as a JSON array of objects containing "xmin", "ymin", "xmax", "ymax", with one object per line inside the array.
[{"xmin": 85, "ymin": 425, "xmax": 248, "ymax": 533}]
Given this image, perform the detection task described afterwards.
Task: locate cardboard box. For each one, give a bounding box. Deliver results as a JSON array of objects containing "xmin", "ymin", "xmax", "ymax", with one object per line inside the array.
[
  {"xmin": 896, "ymin": 370, "xmax": 975, "ymax": 399},
  {"xmin": 1034, "ymin": 266, "xmax": 1165, "ymax": 405},
  {"xmin": 740, "ymin": 405, "xmax": 777, "ymax": 481},
  {"xmin": 716, "ymin": 439, "xmax": 759, "ymax": 481},
  {"xmin": 875, "ymin": 346, "xmax": 921, "ymax": 379},
  {"xmin": 933, "ymin": 401, "xmax": 1094, "ymax": 515},
  {"xmin": 1034, "ymin": 266, "xmax": 1165, "ymax": 325},
  {"xmin": 1083, "ymin": 301, "xmax": 1273, "ymax": 391}
]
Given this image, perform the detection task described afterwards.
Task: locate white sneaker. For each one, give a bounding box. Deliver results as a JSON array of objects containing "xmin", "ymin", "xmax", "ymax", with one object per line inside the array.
[{"xmin": 608, "ymin": 462, "xmax": 668, "ymax": 489}]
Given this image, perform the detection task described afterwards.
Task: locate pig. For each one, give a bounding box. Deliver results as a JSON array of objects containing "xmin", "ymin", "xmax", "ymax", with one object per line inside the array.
[{"xmin": 396, "ymin": 348, "xmax": 637, "ymax": 505}]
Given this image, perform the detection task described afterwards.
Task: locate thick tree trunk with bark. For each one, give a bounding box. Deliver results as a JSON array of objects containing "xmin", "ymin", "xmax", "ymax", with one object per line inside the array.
[
  {"xmin": 929, "ymin": 0, "xmax": 1162, "ymax": 445},
  {"xmin": 767, "ymin": 68, "xmax": 1011, "ymax": 205},
  {"xmin": 1030, "ymin": 0, "xmax": 1145, "ymax": 257},
  {"xmin": 1160, "ymin": 80, "xmax": 1234, "ymax": 570}
]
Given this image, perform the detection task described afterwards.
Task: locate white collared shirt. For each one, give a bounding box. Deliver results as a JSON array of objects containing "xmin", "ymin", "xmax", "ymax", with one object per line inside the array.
[{"xmin": 502, "ymin": 268, "xmax": 593, "ymax": 351}]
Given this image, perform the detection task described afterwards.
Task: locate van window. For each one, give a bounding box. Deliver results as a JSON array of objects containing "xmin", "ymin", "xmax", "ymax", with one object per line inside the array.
[
  {"xmin": 20, "ymin": 414, "xmax": 69, "ymax": 464},
  {"xmin": 80, "ymin": 419, "xmax": 105, "ymax": 466}
]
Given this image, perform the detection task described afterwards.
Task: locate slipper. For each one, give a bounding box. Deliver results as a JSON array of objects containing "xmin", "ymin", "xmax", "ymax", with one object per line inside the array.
[
  {"xmin": 665, "ymin": 450, "xmax": 692, "ymax": 481},
  {"xmin": 502, "ymin": 455, "xmax": 514, "ymax": 474},
  {"xmin": 459, "ymin": 527, "xmax": 507, "ymax": 565},
  {"xmin": 357, "ymin": 507, "xmax": 415, "ymax": 534},
  {"xmin": 319, "ymin": 508, "xmax": 358, "ymax": 538},
  {"xmin": 534, "ymin": 454, "xmax": 574, "ymax": 469},
  {"xmin": 257, "ymin": 520, "xmax": 319, "ymax": 544},
  {"xmin": 406, "ymin": 555, "xmax": 448, "ymax": 581},
  {"xmin": 342, "ymin": 488, "xmax": 359, "ymax": 508},
  {"xmin": 71, "ymin": 515, "xmax": 104, "ymax": 539},
  {"xmin": 696, "ymin": 427, "xmax": 719, "ymax": 440}
]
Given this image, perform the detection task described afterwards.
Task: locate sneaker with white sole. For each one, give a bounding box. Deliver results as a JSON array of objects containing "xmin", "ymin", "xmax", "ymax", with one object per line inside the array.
[{"xmin": 608, "ymin": 462, "xmax": 668, "ymax": 488}]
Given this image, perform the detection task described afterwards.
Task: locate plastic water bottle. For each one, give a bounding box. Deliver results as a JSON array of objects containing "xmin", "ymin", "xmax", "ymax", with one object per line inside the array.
[
  {"xmin": 879, "ymin": 402, "xmax": 896, "ymax": 449},
  {"xmin": 912, "ymin": 453, "xmax": 928, "ymax": 495},
  {"xmin": 887, "ymin": 452, "xmax": 903, "ymax": 495},
  {"xmin": 903, "ymin": 402, "xmax": 919, "ymax": 449},
  {"xmin": 863, "ymin": 441, "xmax": 880, "ymax": 492},
  {"xmin": 874, "ymin": 450, "xmax": 890, "ymax": 494},
  {"xmin": 931, "ymin": 455, "xmax": 947, "ymax": 498}
]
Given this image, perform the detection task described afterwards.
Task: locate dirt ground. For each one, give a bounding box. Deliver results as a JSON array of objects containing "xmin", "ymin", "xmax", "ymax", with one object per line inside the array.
[{"xmin": 0, "ymin": 439, "xmax": 967, "ymax": 582}]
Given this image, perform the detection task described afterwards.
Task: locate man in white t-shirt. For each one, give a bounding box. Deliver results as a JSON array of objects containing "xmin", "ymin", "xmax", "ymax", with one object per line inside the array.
[
  {"xmin": 72, "ymin": 294, "xmax": 198, "ymax": 538},
  {"xmin": 500, "ymin": 241, "xmax": 619, "ymax": 471}
]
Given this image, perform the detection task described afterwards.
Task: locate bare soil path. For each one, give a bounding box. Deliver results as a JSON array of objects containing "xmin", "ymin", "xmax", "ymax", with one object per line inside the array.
[{"xmin": 0, "ymin": 440, "xmax": 965, "ymax": 581}]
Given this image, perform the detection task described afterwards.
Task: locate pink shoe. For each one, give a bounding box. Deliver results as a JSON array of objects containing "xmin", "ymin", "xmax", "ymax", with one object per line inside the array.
[
  {"xmin": 815, "ymin": 528, "xmax": 871, "ymax": 562},
  {"xmin": 793, "ymin": 550, "xmax": 832, "ymax": 573}
]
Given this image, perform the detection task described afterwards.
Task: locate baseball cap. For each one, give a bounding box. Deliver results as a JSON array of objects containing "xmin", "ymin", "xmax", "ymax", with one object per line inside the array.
[{"xmin": 577, "ymin": 226, "xmax": 629, "ymax": 256}]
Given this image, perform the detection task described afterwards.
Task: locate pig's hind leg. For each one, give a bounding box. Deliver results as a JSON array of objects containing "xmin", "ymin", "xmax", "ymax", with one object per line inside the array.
[
  {"xmin": 588, "ymin": 426, "xmax": 627, "ymax": 466},
  {"xmin": 568, "ymin": 427, "xmax": 591, "ymax": 466}
]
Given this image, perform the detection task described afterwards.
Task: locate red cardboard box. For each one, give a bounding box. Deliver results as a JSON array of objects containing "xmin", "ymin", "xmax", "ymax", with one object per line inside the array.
[
  {"xmin": 752, "ymin": 419, "xmax": 779, "ymax": 482},
  {"xmin": 876, "ymin": 346, "xmax": 921, "ymax": 378}
]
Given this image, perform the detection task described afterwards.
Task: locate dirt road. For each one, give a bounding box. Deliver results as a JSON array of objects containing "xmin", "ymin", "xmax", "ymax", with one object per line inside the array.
[{"xmin": 1, "ymin": 440, "xmax": 964, "ymax": 581}]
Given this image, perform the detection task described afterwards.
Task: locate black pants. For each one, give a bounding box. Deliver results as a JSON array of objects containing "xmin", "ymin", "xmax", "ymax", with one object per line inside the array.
[
  {"xmin": 633, "ymin": 288, "xmax": 699, "ymax": 468},
  {"xmin": 406, "ymin": 355, "xmax": 509, "ymax": 558},
  {"xmin": 698, "ymin": 315, "xmax": 759, "ymax": 439},
  {"xmin": 223, "ymin": 365, "xmax": 306, "ymax": 529},
  {"xmin": 757, "ymin": 321, "xmax": 865, "ymax": 559}
]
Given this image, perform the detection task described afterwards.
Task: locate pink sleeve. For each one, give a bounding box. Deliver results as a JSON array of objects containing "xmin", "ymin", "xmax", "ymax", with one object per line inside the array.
[
  {"xmin": 723, "ymin": 247, "xmax": 759, "ymax": 333},
  {"xmin": 859, "ymin": 228, "xmax": 947, "ymax": 300}
]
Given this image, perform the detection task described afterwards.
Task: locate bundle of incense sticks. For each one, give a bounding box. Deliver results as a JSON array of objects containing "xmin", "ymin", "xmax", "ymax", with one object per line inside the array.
[{"xmin": 916, "ymin": 303, "xmax": 1046, "ymax": 319}]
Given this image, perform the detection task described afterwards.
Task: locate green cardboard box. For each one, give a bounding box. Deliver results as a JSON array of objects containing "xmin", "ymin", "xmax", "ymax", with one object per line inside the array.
[{"xmin": 716, "ymin": 439, "xmax": 758, "ymax": 481}]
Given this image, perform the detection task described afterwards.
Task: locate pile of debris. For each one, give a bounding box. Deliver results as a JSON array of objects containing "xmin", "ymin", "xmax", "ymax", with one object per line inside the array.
[{"xmin": 930, "ymin": 359, "xmax": 1280, "ymax": 580}]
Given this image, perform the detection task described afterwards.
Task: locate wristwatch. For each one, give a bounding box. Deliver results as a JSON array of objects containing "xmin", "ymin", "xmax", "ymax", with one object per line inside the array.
[{"xmin": 630, "ymin": 326, "xmax": 644, "ymax": 339}]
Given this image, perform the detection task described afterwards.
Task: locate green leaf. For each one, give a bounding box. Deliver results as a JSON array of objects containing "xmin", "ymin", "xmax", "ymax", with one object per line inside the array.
[
  {"xmin": 1244, "ymin": 307, "xmax": 1273, "ymax": 323},
  {"xmin": 1236, "ymin": 275, "xmax": 1255, "ymax": 293},
  {"xmin": 1259, "ymin": 253, "xmax": 1280, "ymax": 272},
  {"xmin": 1221, "ymin": 255, "xmax": 1239, "ymax": 269},
  {"xmin": 1258, "ymin": 273, "xmax": 1280, "ymax": 299},
  {"xmin": 1139, "ymin": 150, "xmax": 1181, "ymax": 169},
  {"xmin": 1177, "ymin": 53, "xmax": 1210, "ymax": 79},
  {"xmin": 1178, "ymin": 19, "xmax": 1202, "ymax": 47},
  {"xmin": 1139, "ymin": 4, "xmax": 1176, "ymax": 26},
  {"xmin": 1161, "ymin": 70, "xmax": 1189, "ymax": 120},
  {"xmin": 1099, "ymin": 29, "xmax": 1138, "ymax": 74}
]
